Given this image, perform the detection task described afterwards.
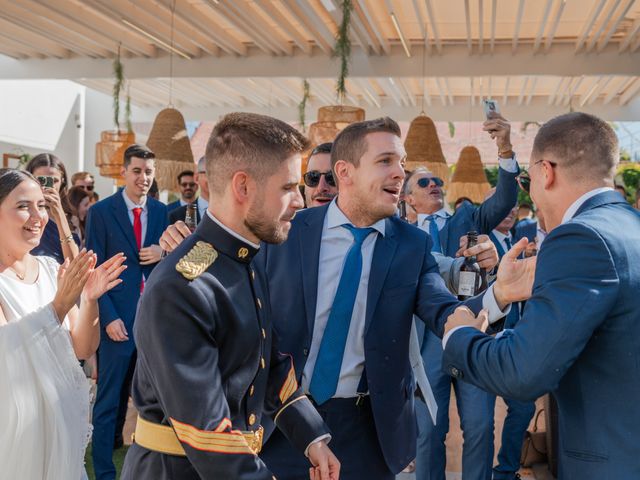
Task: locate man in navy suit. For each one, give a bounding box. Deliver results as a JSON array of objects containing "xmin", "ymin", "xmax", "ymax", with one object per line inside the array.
[
  {"xmin": 86, "ymin": 144, "xmax": 168, "ymax": 480},
  {"xmin": 404, "ymin": 115, "xmax": 519, "ymax": 480},
  {"xmin": 168, "ymin": 157, "xmax": 209, "ymax": 225},
  {"xmin": 444, "ymin": 112, "xmax": 640, "ymax": 479},
  {"xmin": 487, "ymin": 206, "xmax": 536, "ymax": 480},
  {"xmin": 167, "ymin": 169, "xmax": 198, "ymax": 213},
  {"xmin": 257, "ymin": 117, "xmax": 531, "ymax": 480}
]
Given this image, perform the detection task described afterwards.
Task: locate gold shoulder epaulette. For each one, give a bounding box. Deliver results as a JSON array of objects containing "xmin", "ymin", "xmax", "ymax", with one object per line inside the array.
[{"xmin": 176, "ymin": 241, "xmax": 218, "ymax": 280}]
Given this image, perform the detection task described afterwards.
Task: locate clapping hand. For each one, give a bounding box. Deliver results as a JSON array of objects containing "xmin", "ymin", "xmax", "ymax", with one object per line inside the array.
[
  {"xmin": 493, "ymin": 237, "xmax": 537, "ymax": 309},
  {"xmin": 52, "ymin": 249, "xmax": 96, "ymax": 322},
  {"xmin": 83, "ymin": 252, "xmax": 127, "ymax": 301},
  {"xmin": 307, "ymin": 441, "xmax": 340, "ymax": 480},
  {"xmin": 444, "ymin": 307, "xmax": 489, "ymax": 337},
  {"xmin": 139, "ymin": 245, "xmax": 162, "ymax": 265}
]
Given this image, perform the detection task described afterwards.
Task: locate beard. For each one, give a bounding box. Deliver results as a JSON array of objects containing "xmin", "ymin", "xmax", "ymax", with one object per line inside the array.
[{"xmin": 244, "ymin": 198, "xmax": 291, "ymax": 245}]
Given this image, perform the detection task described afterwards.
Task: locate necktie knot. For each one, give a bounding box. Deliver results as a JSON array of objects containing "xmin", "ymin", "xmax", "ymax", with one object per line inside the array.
[
  {"xmin": 133, "ymin": 207, "xmax": 142, "ymax": 219},
  {"xmin": 342, "ymin": 224, "xmax": 375, "ymax": 246}
]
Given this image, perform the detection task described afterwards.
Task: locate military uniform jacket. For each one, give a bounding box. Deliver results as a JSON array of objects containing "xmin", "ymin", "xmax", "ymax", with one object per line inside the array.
[{"xmin": 122, "ymin": 214, "xmax": 328, "ymax": 480}]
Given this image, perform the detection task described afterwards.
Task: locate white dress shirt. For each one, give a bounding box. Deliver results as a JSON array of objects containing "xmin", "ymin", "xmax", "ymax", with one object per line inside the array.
[
  {"xmin": 417, "ymin": 208, "xmax": 450, "ymax": 233},
  {"xmin": 302, "ymin": 200, "xmax": 385, "ymax": 398},
  {"xmin": 122, "ymin": 189, "xmax": 148, "ymax": 246},
  {"xmin": 198, "ymin": 198, "xmax": 209, "ymax": 221},
  {"xmin": 491, "ymin": 229, "xmax": 512, "ymax": 255},
  {"xmin": 206, "ymin": 211, "xmax": 260, "ymax": 249}
]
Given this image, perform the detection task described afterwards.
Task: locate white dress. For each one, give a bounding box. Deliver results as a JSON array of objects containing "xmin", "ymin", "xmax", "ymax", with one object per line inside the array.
[{"xmin": 0, "ymin": 256, "xmax": 91, "ymax": 480}]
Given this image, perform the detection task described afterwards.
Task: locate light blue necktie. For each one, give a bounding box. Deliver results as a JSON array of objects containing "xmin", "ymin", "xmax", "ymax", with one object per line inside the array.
[
  {"xmin": 426, "ymin": 215, "xmax": 442, "ymax": 253},
  {"xmin": 309, "ymin": 224, "xmax": 375, "ymax": 405}
]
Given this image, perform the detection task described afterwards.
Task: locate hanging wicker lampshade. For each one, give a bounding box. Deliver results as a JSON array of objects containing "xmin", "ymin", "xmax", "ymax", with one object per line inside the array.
[
  {"xmin": 147, "ymin": 107, "xmax": 194, "ymax": 191},
  {"xmin": 305, "ymin": 105, "xmax": 365, "ymax": 172},
  {"xmin": 404, "ymin": 114, "xmax": 449, "ymax": 180},
  {"xmin": 446, "ymin": 145, "xmax": 491, "ymax": 204},
  {"xmin": 95, "ymin": 130, "xmax": 136, "ymax": 179}
]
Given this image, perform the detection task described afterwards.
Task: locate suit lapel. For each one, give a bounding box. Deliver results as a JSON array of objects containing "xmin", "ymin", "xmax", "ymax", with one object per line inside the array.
[
  {"xmin": 438, "ymin": 215, "xmax": 450, "ymax": 254},
  {"xmin": 365, "ymin": 218, "xmax": 398, "ymax": 336},
  {"xmin": 300, "ymin": 206, "xmax": 327, "ymax": 335},
  {"xmin": 111, "ymin": 191, "xmax": 138, "ymax": 253},
  {"xmin": 144, "ymin": 199, "xmax": 161, "ymax": 247}
]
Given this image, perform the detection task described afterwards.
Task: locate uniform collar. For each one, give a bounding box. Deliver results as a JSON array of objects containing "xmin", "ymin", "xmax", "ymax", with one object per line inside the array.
[{"xmin": 197, "ymin": 211, "xmax": 260, "ymax": 263}]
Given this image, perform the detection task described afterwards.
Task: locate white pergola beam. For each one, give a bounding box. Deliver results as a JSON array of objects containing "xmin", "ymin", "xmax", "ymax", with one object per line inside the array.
[
  {"xmin": 464, "ymin": 0, "xmax": 472, "ymax": 54},
  {"xmin": 356, "ymin": 0, "xmax": 391, "ymax": 54},
  {"xmin": 575, "ymin": 0, "xmax": 607, "ymax": 52},
  {"xmin": 619, "ymin": 78, "xmax": 640, "ymax": 105},
  {"xmin": 423, "ymin": 0, "xmax": 442, "ymax": 54},
  {"xmin": 545, "ymin": 0, "xmax": 567, "ymax": 52},
  {"xmin": 490, "ymin": 0, "xmax": 497, "ymax": 53},
  {"xmin": 512, "ymin": 0, "xmax": 526, "ymax": 54},
  {"xmin": 619, "ymin": 16, "xmax": 640, "ymax": 52},
  {"xmin": 253, "ymin": 0, "xmax": 312, "ymax": 55},
  {"xmin": 533, "ymin": 0, "xmax": 554, "ymax": 53},
  {"xmin": 585, "ymin": 0, "xmax": 623, "ymax": 53},
  {"xmin": 478, "ymin": 0, "xmax": 484, "ymax": 54},
  {"xmin": 4, "ymin": 44, "xmax": 640, "ymax": 79},
  {"xmin": 598, "ymin": 0, "xmax": 635, "ymax": 52}
]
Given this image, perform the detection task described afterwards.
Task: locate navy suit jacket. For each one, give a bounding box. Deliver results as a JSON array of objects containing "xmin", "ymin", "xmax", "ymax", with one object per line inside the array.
[
  {"xmin": 438, "ymin": 166, "xmax": 519, "ymax": 257},
  {"xmin": 168, "ymin": 197, "xmax": 204, "ymax": 225},
  {"xmin": 86, "ymin": 190, "xmax": 168, "ymax": 350},
  {"xmin": 166, "ymin": 199, "xmax": 182, "ymax": 213},
  {"xmin": 443, "ymin": 191, "xmax": 640, "ymax": 478},
  {"xmin": 513, "ymin": 218, "xmax": 537, "ymax": 243},
  {"xmin": 258, "ymin": 204, "xmax": 486, "ymax": 473}
]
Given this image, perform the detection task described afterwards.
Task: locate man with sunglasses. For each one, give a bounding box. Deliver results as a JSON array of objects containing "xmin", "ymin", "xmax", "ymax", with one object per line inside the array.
[
  {"xmin": 71, "ymin": 171, "xmax": 95, "ymax": 192},
  {"xmin": 303, "ymin": 143, "xmax": 338, "ymax": 208},
  {"xmin": 443, "ymin": 112, "xmax": 640, "ymax": 479},
  {"xmin": 167, "ymin": 170, "xmax": 199, "ymax": 213},
  {"xmin": 405, "ymin": 113, "xmax": 520, "ymax": 480},
  {"xmin": 169, "ymin": 157, "xmax": 209, "ymax": 225}
]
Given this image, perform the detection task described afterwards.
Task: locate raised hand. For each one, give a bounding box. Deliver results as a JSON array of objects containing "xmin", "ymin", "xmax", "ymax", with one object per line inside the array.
[
  {"xmin": 52, "ymin": 249, "xmax": 96, "ymax": 322},
  {"xmin": 83, "ymin": 252, "xmax": 127, "ymax": 301},
  {"xmin": 493, "ymin": 237, "xmax": 537, "ymax": 308},
  {"xmin": 159, "ymin": 221, "xmax": 191, "ymax": 253},
  {"xmin": 483, "ymin": 113, "xmax": 512, "ymax": 155},
  {"xmin": 307, "ymin": 440, "xmax": 340, "ymax": 480}
]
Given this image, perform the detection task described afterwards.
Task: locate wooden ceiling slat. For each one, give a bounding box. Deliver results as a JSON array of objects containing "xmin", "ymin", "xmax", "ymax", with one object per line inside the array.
[{"xmin": 0, "ymin": 16, "xmax": 70, "ymax": 58}]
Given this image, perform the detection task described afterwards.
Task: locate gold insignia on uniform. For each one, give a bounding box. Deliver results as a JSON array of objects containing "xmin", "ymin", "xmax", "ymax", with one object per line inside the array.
[
  {"xmin": 176, "ymin": 241, "xmax": 218, "ymax": 280},
  {"xmin": 238, "ymin": 247, "xmax": 249, "ymax": 259}
]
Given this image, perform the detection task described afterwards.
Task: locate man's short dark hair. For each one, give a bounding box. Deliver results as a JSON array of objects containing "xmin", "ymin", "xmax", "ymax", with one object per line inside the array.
[
  {"xmin": 310, "ymin": 142, "xmax": 333, "ymax": 157},
  {"xmin": 331, "ymin": 117, "xmax": 401, "ymax": 169},
  {"xmin": 518, "ymin": 202, "xmax": 533, "ymax": 210},
  {"xmin": 205, "ymin": 112, "xmax": 310, "ymax": 194},
  {"xmin": 177, "ymin": 170, "xmax": 194, "ymax": 183},
  {"xmin": 532, "ymin": 112, "xmax": 618, "ymax": 182},
  {"xmin": 124, "ymin": 144, "xmax": 155, "ymax": 168}
]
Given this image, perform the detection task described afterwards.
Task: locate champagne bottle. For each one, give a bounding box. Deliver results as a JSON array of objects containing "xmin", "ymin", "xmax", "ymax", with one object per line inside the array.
[
  {"xmin": 184, "ymin": 202, "xmax": 198, "ymax": 232},
  {"xmin": 457, "ymin": 231, "xmax": 487, "ymax": 300}
]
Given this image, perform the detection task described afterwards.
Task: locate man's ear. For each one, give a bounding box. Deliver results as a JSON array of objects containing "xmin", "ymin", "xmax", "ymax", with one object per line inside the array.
[
  {"xmin": 542, "ymin": 161, "xmax": 556, "ymax": 191},
  {"xmin": 334, "ymin": 160, "xmax": 353, "ymax": 186},
  {"xmin": 230, "ymin": 171, "xmax": 253, "ymax": 204}
]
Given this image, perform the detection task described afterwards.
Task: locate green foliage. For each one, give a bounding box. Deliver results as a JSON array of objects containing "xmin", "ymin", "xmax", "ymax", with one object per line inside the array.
[
  {"xmin": 298, "ymin": 79, "xmax": 310, "ymax": 132},
  {"xmin": 448, "ymin": 121, "xmax": 455, "ymax": 138},
  {"xmin": 618, "ymin": 163, "xmax": 640, "ymax": 192},
  {"xmin": 17, "ymin": 152, "xmax": 32, "ymax": 168},
  {"xmin": 112, "ymin": 49, "xmax": 124, "ymax": 131},
  {"xmin": 333, "ymin": 0, "xmax": 353, "ymax": 102},
  {"xmin": 485, "ymin": 166, "xmax": 532, "ymax": 207}
]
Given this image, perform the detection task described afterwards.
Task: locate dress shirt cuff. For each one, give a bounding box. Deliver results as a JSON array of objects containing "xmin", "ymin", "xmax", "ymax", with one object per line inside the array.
[
  {"xmin": 498, "ymin": 154, "xmax": 518, "ymax": 173},
  {"xmin": 442, "ymin": 284, "xmax": 511, "ymax": 348},
  {"xmin": 304, "ymin": 434, "xmax": 332, "ymax": 457}
]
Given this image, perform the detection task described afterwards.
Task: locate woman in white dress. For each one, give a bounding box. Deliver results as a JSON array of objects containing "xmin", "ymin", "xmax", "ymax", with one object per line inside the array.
[{"xmin": 0, "ymin": 168, "xmax": 126, "ymax": 480}]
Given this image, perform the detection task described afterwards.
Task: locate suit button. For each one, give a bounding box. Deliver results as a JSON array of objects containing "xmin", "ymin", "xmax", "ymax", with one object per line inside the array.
[
  {"xmin": 261, "ymin": 357, "xmax": 266, "ymax": 369},
  {"xmin": 262, "ymin": 328, "xmax": 266, "ymax": 339},
  {"xmin": 249, "ymin": 385, "xmax": 255, "ymax": 396},
  {"xmin": 449, "ymin": 366, "xmax": 462, "ymax": 378},
  {"xmin": 248, "ymin": 413, "xmax": 256, "ymax": 426},
  {"xmin": 303, "ymin": 348, "xmax": 309, "ymax": 356}
]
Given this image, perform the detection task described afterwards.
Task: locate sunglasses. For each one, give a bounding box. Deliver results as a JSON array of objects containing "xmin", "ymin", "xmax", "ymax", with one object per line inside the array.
[
  {"xmin": 180, "ymin": 182, "xmax": 197, "ymax": 188},
  {"xmin": 416, "ymin": 177, "xmax": 444, "ymax": 188},
  {"xmin": 517, "ymin": 160, "xmax": 557, "ymax": 193},
  {"xmin": 82, "ymin": 185, "xmax": 94, "ymax": 191},
  {"xmin": 304, "ymin": 170, "xmax": 336, "ymax": 188}
]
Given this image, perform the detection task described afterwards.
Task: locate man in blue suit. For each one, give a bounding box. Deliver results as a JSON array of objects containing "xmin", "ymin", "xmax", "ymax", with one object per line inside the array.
[
  {"xmin": 443, "ymin": 112, "xmax": 640, "ymax": 479},
  {"xmin": 257, "ymin": 117, "xmax": 531, "ymax": 480},
  {"xmin": 166, "ymin": 169, "xmax": 198, "ymax": 213},
  {"xmin": 404, "ymin": 116, "xmax": 519, "ymax": 480},
  {"xmin": 86, "ymin": 144, "xmax": 168, "ymax": 480},
  {"xmin": 487, "ymin": 206, "xmax": 536, "ymax": 480}
]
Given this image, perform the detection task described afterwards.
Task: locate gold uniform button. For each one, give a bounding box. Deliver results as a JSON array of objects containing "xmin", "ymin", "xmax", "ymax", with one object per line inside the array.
[
  {"xmin": 256, "ymin": 298, "xmax": 262, "ymax": 309},
  {"xmin": 248, "ymin": 414, "xmax": 256, "ymax": 426},
  {"xmin": 261, "ymin": 328, "xmax": 266, "ymax": 339},
  {"xmin": 261, "ymin": 357, "xmax": 266, "ymax": 369},
  {"xmin": 249, "ymin": 385, "xmax": 255, "ymax": 396},
  {"xmin": 238, "ymin": 247, "xmax": 249, "ymax": 259}
]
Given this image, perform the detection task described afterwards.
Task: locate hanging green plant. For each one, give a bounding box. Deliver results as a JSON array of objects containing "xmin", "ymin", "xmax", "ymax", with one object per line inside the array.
[
  {"xmin": 448, "ymin": 121, "xmax": 456, "ymax": 138},
  {"xmin": 298, "ymin": 79, "xmax": 310, "ymax": 132},
  {"xmin": 333, "ymin": 0, "xmax": 353, "ymax": 103},
  {"xmin": 112, "ymin": 45, "xmax": 133, "ymax": 133}
]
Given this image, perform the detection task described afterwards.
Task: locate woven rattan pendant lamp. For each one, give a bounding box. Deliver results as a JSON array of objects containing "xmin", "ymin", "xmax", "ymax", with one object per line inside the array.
[
  {"xmin": 404, "ymin": 114, "xmax": 449, "ymax": 180},
  {"xmin": 147, "ymin": 108, "xmax": 194, "ymax": 191},
  {"xmin": 446, "ymin": 145, "xmax": 491, "ymax": 204}
]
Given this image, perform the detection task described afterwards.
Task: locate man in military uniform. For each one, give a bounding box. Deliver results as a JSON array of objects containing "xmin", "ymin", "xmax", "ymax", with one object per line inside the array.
[{"xmin": 121, "ymin": 113, "xmax": 340, "ymax": 480}]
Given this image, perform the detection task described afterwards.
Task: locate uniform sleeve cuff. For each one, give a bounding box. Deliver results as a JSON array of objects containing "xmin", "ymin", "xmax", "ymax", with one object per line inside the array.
[{"xmin": 498, "ymin": 155, "xmax": 518, "ymax": 173}]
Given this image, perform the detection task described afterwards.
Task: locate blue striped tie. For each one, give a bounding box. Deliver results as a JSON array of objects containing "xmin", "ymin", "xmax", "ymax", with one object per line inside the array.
[
  {"xmin": 426, "ymin": 215, "xmax": 442, "ymax": 253},
  {"xmin": 309, "ymin": 224, "xmax": 375, "ymax": 404}
]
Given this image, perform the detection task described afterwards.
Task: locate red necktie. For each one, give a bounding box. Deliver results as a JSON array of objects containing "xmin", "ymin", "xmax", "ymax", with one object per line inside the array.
[{"xmin": 133, "ymin": 207, "xmax": 144, "ymax": 292}]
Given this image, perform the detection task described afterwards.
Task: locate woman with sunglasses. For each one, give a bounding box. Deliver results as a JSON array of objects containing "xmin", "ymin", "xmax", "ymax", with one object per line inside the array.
[
  {"xmin": 303, "ymin": 142, "xmax": 338, "ymax": 208},
  {"xmin": 25, "ymin": 154, "xmax": 80, "ymax": 263}
]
